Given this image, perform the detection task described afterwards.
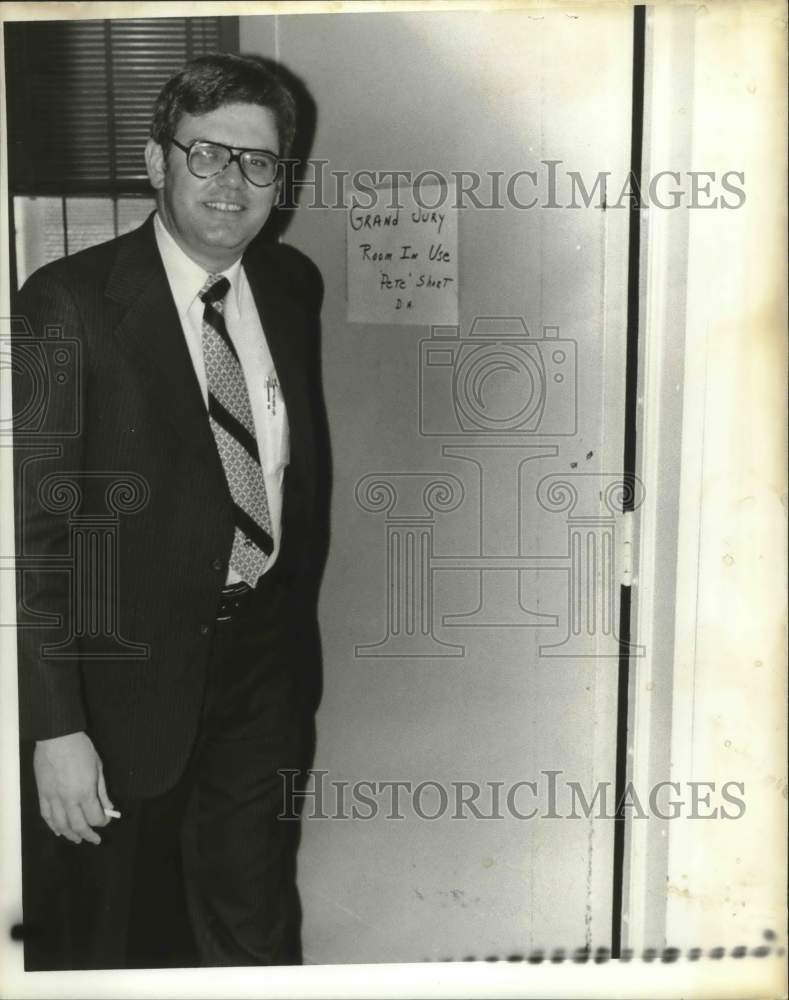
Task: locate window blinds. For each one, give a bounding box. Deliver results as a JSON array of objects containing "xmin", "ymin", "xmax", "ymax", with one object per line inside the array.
[{"xmin": 5, "ymin": 16, "xmax": 238, "ymax": 194}]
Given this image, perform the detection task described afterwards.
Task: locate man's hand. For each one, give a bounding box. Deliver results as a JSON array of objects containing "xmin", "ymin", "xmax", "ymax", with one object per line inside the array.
[{"xmin": 33, "ymin": 732, "xmax": 115, "ymax": 845}]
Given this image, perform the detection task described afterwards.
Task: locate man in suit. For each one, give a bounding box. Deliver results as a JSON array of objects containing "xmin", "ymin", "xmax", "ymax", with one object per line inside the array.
[{"xmin": 13, "ymin": 53, "xmax": 327, "ymax": 970}]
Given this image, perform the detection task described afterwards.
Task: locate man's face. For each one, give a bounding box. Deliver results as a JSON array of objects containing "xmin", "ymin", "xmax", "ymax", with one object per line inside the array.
[{"xmin": 146, "ymin": 102, "xmax": 280, "ymax": 271}]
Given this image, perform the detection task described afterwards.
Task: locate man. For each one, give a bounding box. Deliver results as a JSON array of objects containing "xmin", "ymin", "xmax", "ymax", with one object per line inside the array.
[{"xmin": 13, "ymin": 54, "xmax": 327, "ymax": 969}]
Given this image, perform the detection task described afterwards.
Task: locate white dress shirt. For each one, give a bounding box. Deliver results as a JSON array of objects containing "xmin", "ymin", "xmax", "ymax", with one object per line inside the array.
[{"xmin": 154, "ymin": 213, "xmax": 289, "ymax": 581}]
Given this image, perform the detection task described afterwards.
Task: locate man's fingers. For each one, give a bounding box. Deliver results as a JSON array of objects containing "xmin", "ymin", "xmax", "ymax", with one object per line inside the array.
[
  {"xmin": 38, "ymin": 798, "xmax": 60, "ymax": 837},
  {"xmin": 50, "ymin": 799, "xmax": 80, "ymax": 843},
  {"xmin": 96, "ymin": 767, "xmax": 115, "ymax": 814},
  {"xmin": 82, "ymin": 793, "xmax": 110, "ymax": 829},
  {"xmin": 49, "ymin": 798, "xmax": 68, "ymax": 835},
  {"xmin": 65, "ymin": 803, "xmax": 100, "ymax": 845}
]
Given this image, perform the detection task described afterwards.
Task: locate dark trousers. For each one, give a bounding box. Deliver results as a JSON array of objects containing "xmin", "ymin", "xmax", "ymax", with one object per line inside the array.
[{"xmin": 20, "ymin": 574, "xmax": 315, "ymax": 970}]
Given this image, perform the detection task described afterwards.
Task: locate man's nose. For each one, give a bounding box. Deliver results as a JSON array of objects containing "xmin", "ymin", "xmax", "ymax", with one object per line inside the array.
[{"xmin": 218, "ymin": 157, "xmax": 245, "ymax": 188}]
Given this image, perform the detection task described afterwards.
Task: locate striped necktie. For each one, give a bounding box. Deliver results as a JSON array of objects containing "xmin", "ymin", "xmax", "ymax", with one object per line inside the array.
[{"xmin": 200, "ymin": 274, "xmax": 273, "ymax": 586}]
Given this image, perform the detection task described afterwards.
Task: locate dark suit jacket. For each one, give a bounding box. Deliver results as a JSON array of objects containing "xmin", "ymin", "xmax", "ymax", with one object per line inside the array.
[{"xmin": 13, "ymin": 215, "xmax": 327, "ymax": 799}]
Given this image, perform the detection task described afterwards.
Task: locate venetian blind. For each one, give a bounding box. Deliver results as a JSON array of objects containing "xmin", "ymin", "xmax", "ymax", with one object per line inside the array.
[{"xmin": 5, "ymin": 16, "xmax": 239, "ymax": 195}]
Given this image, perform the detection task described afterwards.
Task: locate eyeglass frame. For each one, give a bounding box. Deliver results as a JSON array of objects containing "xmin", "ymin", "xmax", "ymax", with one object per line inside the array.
[{"xmin": 169, "ymin": 137, "xmax": 281, "ymax": 188}]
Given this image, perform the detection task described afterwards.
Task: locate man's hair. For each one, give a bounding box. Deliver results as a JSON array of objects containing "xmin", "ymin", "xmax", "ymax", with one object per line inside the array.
[{"xmin": 150, "ymin": 53, "xmax": 297, "ymax": 158}]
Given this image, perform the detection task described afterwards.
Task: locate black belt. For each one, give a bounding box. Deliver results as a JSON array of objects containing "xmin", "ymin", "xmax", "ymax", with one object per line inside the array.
[{"xmin": 216, "ymin": 581, "xmax": 255, "ymax": 622}]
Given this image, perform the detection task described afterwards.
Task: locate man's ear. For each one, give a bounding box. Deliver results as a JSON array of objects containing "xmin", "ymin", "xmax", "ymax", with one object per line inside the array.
[{"xmin": 145, "ymin": 138, "xmax": 166, "ymax": 190}]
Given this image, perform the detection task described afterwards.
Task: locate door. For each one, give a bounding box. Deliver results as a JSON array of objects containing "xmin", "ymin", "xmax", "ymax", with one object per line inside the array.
[{"xmin": 241, "ymin": 6, "xmax": 634, "ymax": 963}]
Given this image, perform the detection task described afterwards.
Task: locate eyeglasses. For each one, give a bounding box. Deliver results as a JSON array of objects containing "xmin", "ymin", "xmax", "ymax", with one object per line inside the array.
[{"xmin": 170, "ymin": 138, "xmax": 280, "ymax": 188}]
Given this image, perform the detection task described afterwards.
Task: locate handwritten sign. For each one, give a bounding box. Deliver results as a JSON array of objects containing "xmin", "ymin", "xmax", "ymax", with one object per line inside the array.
[{"xmin": 347, "ymin": 183, "xmax": 458, "ymax": 326}]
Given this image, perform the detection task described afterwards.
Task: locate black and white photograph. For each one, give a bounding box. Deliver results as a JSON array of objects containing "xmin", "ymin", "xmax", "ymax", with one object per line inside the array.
[{"xmin": 0, "ymin": 2, "xmax": 785, "ymax": 998}]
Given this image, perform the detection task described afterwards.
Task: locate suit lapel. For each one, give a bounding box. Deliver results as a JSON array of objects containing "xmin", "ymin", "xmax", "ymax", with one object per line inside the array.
[
  {"xmin": 105, "ymin": 216, "xmax": 223, "ymax": 467},
  {"xmin": 104, "ymin": 218, "xmax": 315, "ymax": 517}
]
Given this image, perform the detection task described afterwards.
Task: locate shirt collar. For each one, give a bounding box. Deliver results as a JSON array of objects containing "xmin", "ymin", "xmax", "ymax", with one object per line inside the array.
[{"xmin": 153, "ymin": 212, "xmax": 243, "ymax": 317}]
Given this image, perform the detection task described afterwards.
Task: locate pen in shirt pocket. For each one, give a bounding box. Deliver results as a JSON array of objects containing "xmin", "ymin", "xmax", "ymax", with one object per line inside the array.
[{"xmin": 266, "ymin": 375, "xmax": 280, "ymax": 415}]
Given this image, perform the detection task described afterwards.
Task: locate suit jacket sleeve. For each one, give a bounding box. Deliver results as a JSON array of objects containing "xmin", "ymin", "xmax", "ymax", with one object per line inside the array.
[{"xmin": 13, "ymin": 266, "xmax": 89, "ymax": 741}]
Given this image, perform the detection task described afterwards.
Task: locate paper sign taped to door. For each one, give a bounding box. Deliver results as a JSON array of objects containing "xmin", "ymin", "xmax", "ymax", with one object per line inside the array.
[{"xmin": 347, "ymin": 182, "xmax": 458, "ymax": 326}]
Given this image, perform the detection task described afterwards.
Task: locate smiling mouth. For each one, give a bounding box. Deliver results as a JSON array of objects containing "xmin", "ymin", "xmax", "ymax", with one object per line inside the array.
[{"xmin": 204, "ymin": 201, "xmax": 245, "ymax": 213}]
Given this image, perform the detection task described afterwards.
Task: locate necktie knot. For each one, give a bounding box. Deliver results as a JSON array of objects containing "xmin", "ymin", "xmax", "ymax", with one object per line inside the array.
[{"xmin": 200, "ymin": 274, "xmax": 230, "ymax": 305}]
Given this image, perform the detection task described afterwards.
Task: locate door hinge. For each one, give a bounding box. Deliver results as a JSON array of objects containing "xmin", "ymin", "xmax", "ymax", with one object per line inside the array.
[{"xmin": 620, "ymin": 510, "xmax": 634, "ymax": 587}]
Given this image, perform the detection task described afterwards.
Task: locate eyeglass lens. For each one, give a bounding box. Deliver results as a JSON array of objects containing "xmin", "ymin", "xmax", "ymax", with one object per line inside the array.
[{"xmin": 188, "ymin": 142, "xmax": 278, "ymax": 186}]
